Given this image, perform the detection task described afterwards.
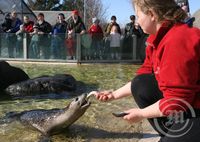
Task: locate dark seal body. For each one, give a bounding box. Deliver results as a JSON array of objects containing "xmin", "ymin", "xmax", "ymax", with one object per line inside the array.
[{"xmin": 6, "ymin": 74, "xmax": 76, "ymax": 96}]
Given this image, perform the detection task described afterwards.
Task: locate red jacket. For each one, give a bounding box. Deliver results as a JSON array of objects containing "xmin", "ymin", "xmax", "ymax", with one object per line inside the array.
[
  {"xmin": 24, "ymin": 21, "xmax": 34, "ymax": 33},
  {"xmin": 65, "ymin": 38, "xmax": 75, "ymax": 49},
  {"xmin": 137, "ymin": 22, "xmax": 200, "ymax": 116},
  {"xmin": 88, "ymin": 24, "xmax": 103, "ymax": 40}
]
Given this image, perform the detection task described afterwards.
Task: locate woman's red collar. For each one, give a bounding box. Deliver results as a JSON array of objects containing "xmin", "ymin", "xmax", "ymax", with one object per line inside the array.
[{"xmin": 147, "ymin": 21, "xmax": 174, "ymax": 48}]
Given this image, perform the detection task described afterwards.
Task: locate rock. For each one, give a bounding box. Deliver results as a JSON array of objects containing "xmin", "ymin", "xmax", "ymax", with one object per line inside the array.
[{"xmin": 0, "ymin": 61, "xmax": 29, "ymax": 91}]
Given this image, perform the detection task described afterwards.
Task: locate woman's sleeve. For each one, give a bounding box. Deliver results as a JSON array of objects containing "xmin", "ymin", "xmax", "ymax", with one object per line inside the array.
[{"xmin": 158, "ymin": 37, "xmax": 200, "ymax": 116}]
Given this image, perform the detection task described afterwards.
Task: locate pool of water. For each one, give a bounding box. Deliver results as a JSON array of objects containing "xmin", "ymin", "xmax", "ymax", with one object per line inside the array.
[{"xmin": 0, "ymin": 62, "xmax": 143, "ymax": 142}]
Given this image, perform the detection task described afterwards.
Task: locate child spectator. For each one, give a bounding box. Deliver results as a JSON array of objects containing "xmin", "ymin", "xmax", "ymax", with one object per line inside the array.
[
  {"xmin": 104, "ymin": 15, "xmax": 121, "ymax": 59},
  {"xmin": 29, "ymin": 25, "xmax": 40, "ymax": 58},
  {"xmin": 109, "ymin": 25, "xmax": 121, "ymax": 60},
  {"xmin": 16, "ymin": 24, "xmax": 26, "ymax": 58},
  {"xmin": 105, "ymin": 16, "xmax": 121, "ymax": 36},
  {"xmin": 65, "ymin": 32, "xmax": 75, "ymax": 60}
]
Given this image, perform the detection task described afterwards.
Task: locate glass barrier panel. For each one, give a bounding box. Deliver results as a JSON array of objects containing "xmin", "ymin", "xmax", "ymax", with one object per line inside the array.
[
  {"xmin": 0, "ymin": 33, "xmax": 24, "ymax": 58},
  {"xmin": 0, "ymin": 32, "xmax": 147, "ymax": 62},
  {"xmin": 79, "ymin": 33, "xmax": 138, "ymax": 61}
]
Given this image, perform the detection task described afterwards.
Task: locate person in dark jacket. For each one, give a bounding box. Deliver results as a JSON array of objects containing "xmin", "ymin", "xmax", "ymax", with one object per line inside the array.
[
  {"xmin": 67, "ymin": 10, "xmax": 86, "ymax": 35},
  {"xmin": 2, "ymin": 11, "xmax": 22, "ymax": 58},
  {"xmin": 1, "ymin": 13, "xmax": 12, "ymax": 57},
  {"xmin": 35, "ymin": 13, "xmax": 52, "ymax": 59},
  {"xmin": 1, "ymin": 13, "xmax": 12, "ymax": 32},
  {"xmin": 51, "ymin": 13, "xmax": 67, "ymax": 59},
  {"xmin": 66, "ymin": 10, "xmax": 86, "ymax": 60},
  {"xmin": 122, "ymin": 15, "xmax": 142, "ymax": 59}
]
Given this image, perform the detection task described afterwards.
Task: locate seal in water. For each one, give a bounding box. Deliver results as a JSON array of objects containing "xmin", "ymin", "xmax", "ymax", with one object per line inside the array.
[
  {"xmin": 5, "ymin": 74, "xmax": 76, "ymax": 96},
  {"xmin": 1, "ymin": 93, "xmax": 90, "ymax": 136}
]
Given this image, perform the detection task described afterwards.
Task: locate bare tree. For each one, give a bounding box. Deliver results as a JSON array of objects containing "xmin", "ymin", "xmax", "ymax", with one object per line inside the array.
[
  {"xmin": 25, "ymin": 0, "xmax": 61, "ymax": 10},
  {"xmin": 25, "ymin": 0, "xmax": 109, "ymax": 29},
  {"xmin": 85, "ymin": 0, "xmax": 109, "ymax": 28}
]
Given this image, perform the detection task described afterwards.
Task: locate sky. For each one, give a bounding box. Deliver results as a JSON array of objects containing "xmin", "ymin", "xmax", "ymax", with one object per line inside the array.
[{"xmin": 102, "ymin": 0, "xmax": 200, "ymax": 26}]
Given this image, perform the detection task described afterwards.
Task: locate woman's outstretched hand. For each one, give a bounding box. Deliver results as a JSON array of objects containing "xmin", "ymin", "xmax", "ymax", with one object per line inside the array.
[{"xmin": 91, "ymin": 90, "xmax": 115, "ymax": 102}]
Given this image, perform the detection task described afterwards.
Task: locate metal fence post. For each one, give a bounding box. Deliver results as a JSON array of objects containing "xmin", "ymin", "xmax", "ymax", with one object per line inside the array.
[
  {"xmin": 132, "ymin": 34, "xmax": 137, "ymax": 60},
  {"xmin": 23, "ymin": 33, "xmax": 27, "ymax": 59},
  {"xmin": 76, "ymin": 34, "xmax": 81, "ymax": 62}
]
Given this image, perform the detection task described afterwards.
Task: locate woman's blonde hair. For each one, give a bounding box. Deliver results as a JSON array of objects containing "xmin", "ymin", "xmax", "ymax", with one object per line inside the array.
[{"xmin": 133, "ymin": 0, "xmax": 187, "ymax": 23}]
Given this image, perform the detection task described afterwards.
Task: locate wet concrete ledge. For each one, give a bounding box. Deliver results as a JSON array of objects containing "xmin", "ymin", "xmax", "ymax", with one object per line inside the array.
[{"xmin": 138, "ymin": 120, "xmax": 160, "ymax": 142}]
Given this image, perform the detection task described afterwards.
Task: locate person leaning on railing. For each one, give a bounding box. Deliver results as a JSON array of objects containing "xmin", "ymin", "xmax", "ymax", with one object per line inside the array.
[
  {"xmin": 50, "ymin": 13, "xmax": 67, "ymax": 59},
  {"xmin": 35, "ymin": 13, "xmax": 52, "ymax": 59},
  {"xmin": 88, "ymin": 17, "xmax": 104, "ymax": 60},
  {"xmin": 66, "ymin": 10, "xmax": 86, "ymax": 60},
  {"xmin": 2, "ymin": 11, "xmax": 22, "ymax": 58},
  {"xmin": 23, "ymin": 15, "xmax": 34, "ymax": 55}
]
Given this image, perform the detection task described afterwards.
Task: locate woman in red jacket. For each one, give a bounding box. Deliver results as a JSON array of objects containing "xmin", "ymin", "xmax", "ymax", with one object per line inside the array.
[
  {"xmin": 94, "ymin": 0, "xmax": 200, "ymax": 141},
  {"xmin": 88, "ymin": 17, "xmax": 104, "ymax": 59}
]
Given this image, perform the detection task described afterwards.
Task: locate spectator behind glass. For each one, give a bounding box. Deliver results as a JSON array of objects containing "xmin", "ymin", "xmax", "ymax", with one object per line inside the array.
[
  {"xmin": 174, "ymin": 0, "xmax": 194, "ymax": 27},
  {"xmin": 5, "ymin": 11, "xmax": 22, "ymax": 58},
  {"xmin": 23, "ymin": 15, "xmax": 34, "ymax": 33},
  {"xmin": 67, "ymin": 10, "xmax": 86, "ymax": 35},
  {"xmin": 23, "ymin": 15, "xmax": 34, "ymax": 57},
  {"xmin": 1, "ymin": 13, "xmax": 12, "ymax": 32},
  {"xmin": 35, "ymin": 13, "xmax": 52, "ymax": 59},
  {"xmin": 123, "ymin": 15, "xmax": 142, "ymax": 59},
  {"xmin": 88, "ymin": 17, "xmax": 104, "ymax": 59},
  {"xmin": 1, "ymin": 13, "xmax": 12, "ymax": 57},
  {"xmin": 109, "ymin": 25, "xmax": 121, "ymax": 60},
  {"xmin": 181, "ymin": 5, "xmax": 195, "ymax": 27},
  {"xmin": 105, "ymin": 15, "xmax": 121, "ymax": 36},
  {"xmin": 51, "ymin": 13, "xmax": 68, "ymax": 59},
  {"xmin": 16, "ymin": 24, "xmax": 26, "ymax": 58},
  {"xmin": 65, "ymin": 32, "xmax": 75, "ymax": 60},
  {"xmin": 104, "ymin": 15, "xmax": 121, "ymax": 59},
  {"xmin": 8, "ymin": 11, "xmax": 22, "ymax": 33},
  {"xmin": 29, "ymin": 25, "xmax": 40, "ymax": 58},
  {"xmin": 66, "ymin": 10, "xmax": 86, "ymax": 60}
]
